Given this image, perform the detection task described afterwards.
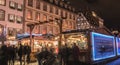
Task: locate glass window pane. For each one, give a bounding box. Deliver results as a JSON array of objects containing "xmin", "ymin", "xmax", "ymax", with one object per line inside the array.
[
  {"xmin": 43, "ymin": 14, "xmax": 47, "ymax": 21},
  {"xmin": 43, "ymin": 3, "xmax": 47, "ymax": 11},
  {"xmin": 28, "ymin": 0, "xmax": 33, "ymax": 7},
  {"xmin": 27, "ymin": 10, "xmax": 32, "ymax": 20},
  {"xmin": 35, "ymin": 12, "xmax": 40, "ymax": 21},
  {"xmin": 9, "ymin": 1, "xmax": 16, "ymax": 9},
  {"xmin": 36, "ymin": 0, "xmax": 40, "ymax": 9},
  {"xmin": 0, "ymin": 0, "xmax": 5, "ymax": 5},
  {"xmin": 50, "ymin": 6, "xmax": 53, "ymax": 13},
  {"xmin": 8, "ymin": 14, "xmax": 15, "ymax": 22},
  {"xmin": 0, "ymin": 9, "xmax": 5, "ymax": 21}
]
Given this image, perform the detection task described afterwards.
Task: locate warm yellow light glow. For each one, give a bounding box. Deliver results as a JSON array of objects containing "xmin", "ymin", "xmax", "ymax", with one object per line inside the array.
[{"xmin": 92, "ymin": 11, "xmax": 97, "ymax": 17}]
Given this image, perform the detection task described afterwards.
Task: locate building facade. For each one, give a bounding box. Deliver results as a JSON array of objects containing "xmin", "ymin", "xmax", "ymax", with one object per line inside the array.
[
  {"xmin": 0, "ymin": 0, "xmax": 23, "ymax": 42},
  {"xmin": 24, "ymin": 0, "xmax": 77, "ymax": 35}
]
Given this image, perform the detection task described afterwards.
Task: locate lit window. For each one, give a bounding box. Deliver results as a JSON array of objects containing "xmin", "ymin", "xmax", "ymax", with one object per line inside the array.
[
  {"xmin": 8, "ymin": 14, "xmax": 15, "ymax": 22},
  {"xmin": 27, "ymin": 10, "xmax": 32, "ymax": 20},
  {"xmin": 69, "ymin": 14, "xmax": 72, "ymax": 19},
  {"xmin": 28, "ymin": 0, "xmax": 33, "ymax": 7},
  {"xmin": 65, "ymin": 12, "xmax": 67, "ymax": 18},
  {"xmin": 43, "ymin": 3, "xmax": 47, "ymax": 11},
  {"xmin": 49, "ymin": 16, "xmax": 53, "ymax": 21},
  {"xmin": 17, "ymin": 4, "xmax": 23, "ymax": 11},
  {"xmin": 8, "ymin": 28, "xmax": 16, "ymax": 36},
  {"xmin": 9, "ymin": 1, "xmax": 16, "ymax": 9},
  {"xmin": 50, "ymin": 6, "xmax": 53, "ymax": 13},
  {"xmin": 0, "ymin": 0, "xmax": 5, "ymax": 6},
  {"xmin": 43, "ymin": 14, "xmax": 47, "ymax": 21},
  {"xmin": 34, "ymin": 25, "xmax": 39, "ymax": 33},
  {"xmin": 16, "ymin": 16, "xmax": 22, "ymax": 23},
  {"xmin": 47, "ymin": 25, "xmax": 53, "ymax": 34},
  {"xmin": 42, "ymin": 25, "xmax": 47, "ymax": 34},
  {"xmin": 36, "ymin": 0, "xmax": 40, "ymax": 9},
  {"xmin": 35, "ymin": 12, "xmax": 40, "ymax": 21},
  {"xmin": 55, "ymin": 8, "xmax": 58, "ymax": 15},
  {"xmin": 0, "ymin": 9, "xmax": 5, "ymax": 21}
]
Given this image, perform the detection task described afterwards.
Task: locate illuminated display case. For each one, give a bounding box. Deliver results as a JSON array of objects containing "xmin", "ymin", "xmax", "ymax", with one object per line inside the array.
[
  {"xmin": 91, "ymin": 32, "xmax": 116, "ymax": 61},
  {"xmin": 116, "ymin": 37, "xmax": 120, "ymax": 55}
]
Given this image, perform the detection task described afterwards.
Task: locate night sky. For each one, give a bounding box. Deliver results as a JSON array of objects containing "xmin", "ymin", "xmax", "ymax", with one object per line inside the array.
[{"xmin": 68, "ymin": 0, "xmax": 120, "ymax": 31}]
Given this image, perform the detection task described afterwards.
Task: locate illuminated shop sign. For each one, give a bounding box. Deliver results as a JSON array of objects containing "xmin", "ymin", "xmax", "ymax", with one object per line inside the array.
[
  {"xmin": 91, "ymin": 32, "xmax": 116, "ymax": 61},
  {"xmin": 116, "ymin": 37, "xmax": 120, "ymax": 55}
]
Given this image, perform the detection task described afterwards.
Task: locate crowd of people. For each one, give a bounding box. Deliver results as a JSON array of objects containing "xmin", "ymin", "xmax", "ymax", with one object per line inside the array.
[
  {"xmin": 0, "ymin": 42, "xmax": 31, "ymax": 65},
  {"xmin": 0, "ymin": 42, "xmax": 83, "ymax": 65},
  {"xmin": 59, "ymin": 43, "xmax": 80, "ymax": 65}
]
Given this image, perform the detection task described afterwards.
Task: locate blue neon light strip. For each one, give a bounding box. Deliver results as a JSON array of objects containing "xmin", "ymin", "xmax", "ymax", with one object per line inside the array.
[
  {"xmin": 116, "ymin": 37, "xmax": 120, "ymax": 55},
  {"xmin": 91, "ymin": 32, "xmax": 116, "ymax": 61}
]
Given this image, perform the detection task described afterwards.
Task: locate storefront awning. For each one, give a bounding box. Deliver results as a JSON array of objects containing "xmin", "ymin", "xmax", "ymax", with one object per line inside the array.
[
  {"xmin": 16, "ymin": 33, "xmax": 54, "ymax": 40},
  {"xmin": 16, "ymin": 33, "xmax": 42, "ymax": 40}
]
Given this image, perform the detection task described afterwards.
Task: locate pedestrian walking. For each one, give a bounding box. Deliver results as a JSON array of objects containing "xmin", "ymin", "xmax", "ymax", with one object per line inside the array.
[
  {"xmin": 11, "ymin": 45, "xmax": 17, "ymax": 65},
  {"xmin": 18, "ymin": 43, "xmax": 23, "ymax": 65},
  {"xmin": 0, "ymin": 44, "xmax": 8, "ymax": 65},
  {"xmin": 26, "ymin": 44, "xmax": 31, "ymax": 64},
  {"xmin": 72, "ymin": 43, "xmax": 80, "ymax": 64},
  {"xmin": 61, "ymin": 44, "xmax": 70, "ymax": 65}
]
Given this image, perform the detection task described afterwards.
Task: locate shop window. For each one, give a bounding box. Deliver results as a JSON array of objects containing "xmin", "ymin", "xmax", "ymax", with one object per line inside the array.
[
  {"xmin": 35, "ymin": 12, "xmax": 40, "ymax": 21},
  {"xmin": 8, "ymin": 14, "xmax": 15, "ymax": 22},
  {"xmin": 36, "ymin": 0, "xmax": 40, "ymax": 9},
  {"xmin": 43, "ymin": 14, "xmax": 47, "ymax": 21},
  {"xmin": 43, "ymin": 3, "xmax": 47, "ymax": 11},
  {"xmin": 17, "ymin": 4, "xmax": 23, "ymax": 11},
  {"xmin": 28, "ymin": 0, "xmax": 33, "ymax": 7},
  {"xmin": 0, "ymin": 0, "xmax": 5, "ymax": 6},
  {"xmin": 16, "ymin": 16, "xmax": 22, "ymax": 23},
  {"xmin": 27, "ymin": 10, "xmax": 32, "ymax": 20},
  {"xmin": 0, "ymin": 9, "xmax": 5, "ymax": 21},
  {"xmin": 9, "ymin": 1, "xmax": 16, "ymax": 9},
  {"xmin": 55, "ymin": 8, "xmax": 58, "ymax": 15},
  {"xmin": 50, "ymin": 6, "xmax": 53, "ymax": 13}
]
